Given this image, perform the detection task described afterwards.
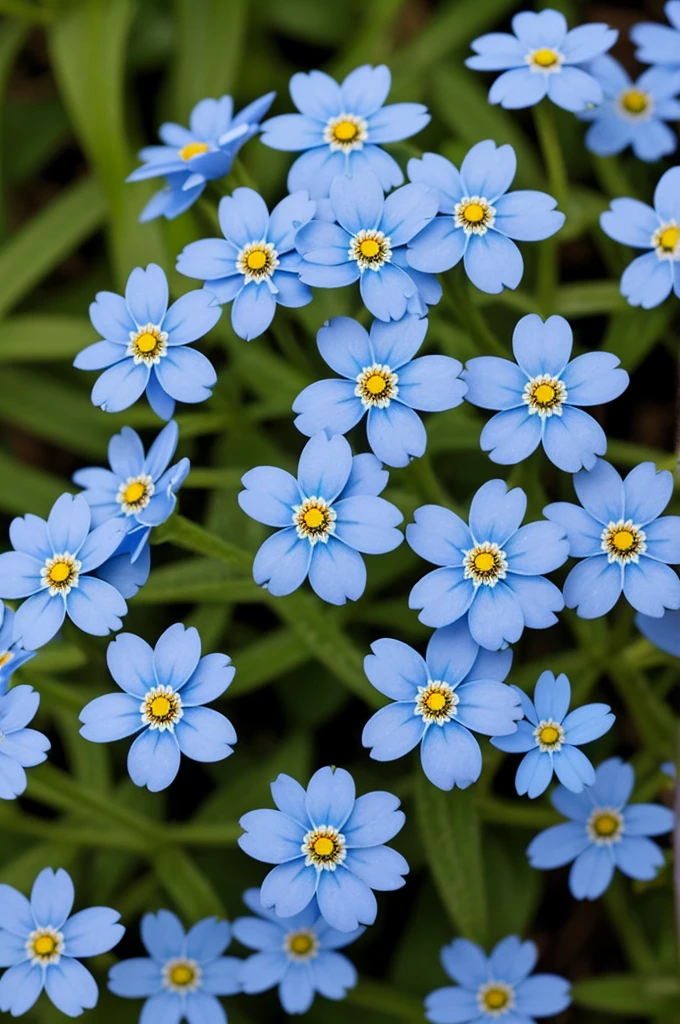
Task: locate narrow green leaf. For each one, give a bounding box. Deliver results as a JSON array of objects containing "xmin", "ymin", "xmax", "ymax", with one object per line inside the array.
[
  {"xmin": 0, "ymin": 314, "xmax": 94, "ymax": 362},
  {"xmin": 554, "ymin": 281, "xmax": 627, "ymax": 317},
  {"xmin": 345, "ymin": 979, "xmax": 425, "ymax": 1021},
  {"xmin": 572, "ymin": 975, "xmax": 680, "ymax": 1016},
  {"xmin": 153, "ymin": 846, "xmax": 225, "ymax": 923},
  {"xmin": 172, "ymin": 0, "xmax": 248, "ymax": 120},
  {"xmin": 230, "ymin": 628, "xmax": 309, "ymax": 696},
  {"xmin": 0, "ymin": 449, "xmax": 65, "ymax": 516}
]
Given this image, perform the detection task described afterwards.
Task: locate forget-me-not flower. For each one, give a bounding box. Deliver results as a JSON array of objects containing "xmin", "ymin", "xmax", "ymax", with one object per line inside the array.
[
  {"xmin": 93, "ymin": 527, "xmax": 151, "ymax": 601},
  {"xmin": 462, "ymin": 313, "xmax": 628, "ymax": 472},
  {"xmin": 466, "ymin": 9, "xmax": 617, "ymax": 111},
  {"xmin": 636, "ymin": 608, "xmax": 680, "ymax": 656},
  {"xmin": 177, "ymin": 188, "xmax": 315, "ymax": 341},
  {"xmin": 238, "ymin": 765, "xmax": 408, "ymax": 932},
  {"xmin": 234, "ymin": 889, "xmax": 362, "ymax": 1015},
  {"xmin": 239, "ymin": 431, "xmax": 403, "ymax": 605},
  {"xmin": 260, "ymin": 64, "xmax": 430, "ymax": 199},
  {"xmin": 79, "ymin": 623, "xmax": 237, "ymax": 792},
  {"xmin": 425, "ymin": 934, "xmax": 571, "ymax": 1024},
  {"xmin": 528, "ymin": 757, "xmax": 674, "ymax": 900},
  {"xmin": 407, "ymin": 480, "xmax": 568, "ymax": 650},
  {"xmin": 492, "ymin": 671, "xmax": 614, "ymax": 798},
  {"xmin": 545, "ymin": 459, "xmax": 680, "ymax": 619},
  {"xmin": 295, "ymin": 171, "xmax": 441, "ymax": 321},
  {"xmin": 0, "ymin": 867, "xmax": 124, "ymax": 1017},
  {"xmin": 0, "ymin": 493, "xmax": 128, "ymax": 651},
  {"xmin": 406, "ymin": 142, "xmax": 564, "ymax": 294},
  {"xmin": 600, "ymin": 166, "xmax": 680, "ymax": 308},
  {"xmin": 0, "ymin": 685, "xmax": 49, "ymax": 800},
  {"xmin": 631, "ymin": 2, "xmax": 680, "ymax": 91},
  {"xmin": 108, "ymin": 910, "xmax": 241, "ymax": 1023},
  {"xmin": 362, "ymin": 621, "xmax": 521, "ymax": 790},
  {"xmin": 75, "ymin": 264, "xmax": 221, "ymax": 419},
  {"xmin": 0, "ymin": 607, "xmax": 34, "ymax": 695},
  {"xmin": 293, "ymin": 315, "xmax": 466, "ymax": 468}
]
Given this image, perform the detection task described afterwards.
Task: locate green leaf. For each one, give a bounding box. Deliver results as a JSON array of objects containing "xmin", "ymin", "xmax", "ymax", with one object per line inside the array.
[
  {"xmin": 572, "ymin": 975, "xmax": 680, "ymax": 1016},
  {"xmin": 172, "ymin": 0, "xmax": 248, "ymax": 120},
  {"xmin": 0, "ymin": 314, "xmax": 94, "ymax": 362},
  {"xmin": 554, "ymin": 281, "xmax": 627, "ymax": 317},
  {"xmin": 152, "ymin": 846, "xmax": 226, "ymax": 922},
  {"xmin": 0, "ymin": 448, "xmax": 65, "ymax": 516},
  {"xmin": 230, "ymin": 628, "xmax": 309, "ymax": 696}
]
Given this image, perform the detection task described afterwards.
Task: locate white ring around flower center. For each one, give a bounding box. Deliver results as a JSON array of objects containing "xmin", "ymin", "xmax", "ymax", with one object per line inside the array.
[
  {"xmin": 600, "ymin": 520, "xmax": 646, "ymax": 566},
  {"xmin": 323, "ymin": 113, "xmax": 368, "ymax": 152},
  {"xmin": 349, "ymin": 229, "xmax": 392, "ymax": 271},
  {"xmin": 587, "ymin": 806, "xmax": 624, "ymax": 845},
  {"xmin": 463, "ymin": 541, "xmax": 508, "ymax": 588},
  {"xmin": 652, "ymin": 221, "xmax": 680, "ymax": 260},
  {"xmin": 117, "ymin": 473, "xmax": 155, "ymax": 515},
  {"xmin": 284, "ymin": 928, "xmax": 320, "ymax": 962},
  {"xmin": 301, "ymin": 825, "xmax": 347, "ymax": 871},
  {"xmin": 354, "ymin": 363, "xmax": 399, "ymax": 409},
  {"xmin": 163, "ymin": 957, "xmax": 202, "ymax": 992},
  {"xmin": 414, "ymin": 680, "xmax": 459, "ymax": 725},
  {"xmin": 236, "ymin": 240, "xmax": 280, "ymax": 284},
  {"xmin": 127, "ymin": 323, "xmax": 168, "ymax": 367},
  {"xmin": 534, "ymin": 718, "xmax": 565, "ymax": 752},
  {"xmin": 40, "ymin": 552, "xmax": 81, "ymax": 597},
  {"xmin": 522, "ymin": 374, "xmax": 568, "ymax": 418},
  {"xmin": 141, "ymin": 684, "xmax": 184, "ymax": 732},
  {"xmin": 292, "ymin": 496, "xmax": 337, "ymax": 546},
  {"xmin": 525, "ymin": 47, "xmax": 565, "ymax": 73},
  {"xmin": 477, "ymin": 980, "xmax": 515, "ymax": 1018},
  {"xmin": 26, "ymin": 926, "xmax": 64, "ymax": 967},
  {"xmin": 454, "ymin": 195, "xmax": 496, "ymax": 236}
]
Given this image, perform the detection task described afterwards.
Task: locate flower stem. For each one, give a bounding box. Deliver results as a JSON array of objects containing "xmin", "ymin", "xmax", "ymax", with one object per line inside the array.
[
  {"xmin": 446, "ymin": 269, "xmax": 507, "ymax": 358},
  {"xmin": 532, "ymin": 101, "xmax": 568, "ymax": 316}
]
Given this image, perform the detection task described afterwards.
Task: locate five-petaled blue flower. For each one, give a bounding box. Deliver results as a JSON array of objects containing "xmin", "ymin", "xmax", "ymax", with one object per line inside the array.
[
  {"xmin": 406, "ymin": 142, "xmax": 564, "ymax": 294},
  {"xmin": 580, "ymin": 55, "xmax": 680, "ymax": 163},
  {"xmin": 75, "ymin": 263, "xmax": 221, "ymax": 419},
  {"xmin": 528, "ymin": 757, "xmax": 674, "ymax": 900},
  {"xmin": 234, "ymin": 889, "xmax": 362, "ymax": 1015},
  {"xmin": 0, "ymin": 493, "xmax": 128, "ymax": 651},
  {"xmin": 79, "ymin": 623, "xmax": 237, "ymax": 792},
  {"xmin": 293, "ymin": 315, "xmax": 466, "ymax": 468},
  {"xmin": 260, "ymin": 64, "xmax": 430, "ymax": 199},
  {"xmin": 462, "ymin": 313, "xmax": 628, "ymax": 472},
  {"xmin": 631, "ymin": 2, "xmax": 680, "ymax": 92},
  {"xmin": 467, "ymin": 8, "xmax": 616, "ymax": 111},
  {"xmin": 0, "ymin": 867, "xmax": 124, "ymax": 1017},
  {"xmin": 636, "ymin": 608, "xmax": 680, "ymax": 657},
  {"xmin": 600, "ymin": 166, "xmax": 680, "ymax": 308},
  {"xmin": 407, "ymin": 479, "xmax": 568, "ymax": 650},
  {"xmin": 295, "ymin": 171, "xmax": 441, "ymax": 321},
  {"xmin": 108, "ymin": 909, "xmax": 241, "ymax": 1024},
  {"xmin": 545, "ymin": 459, "xmax": 680, "ymax": 620},
  {"xmin": 177, "ymin": 187, "xmax": 315, "ymax": 341},
  {"xmin": 0, "ymin": 684, "xmax": 49, "ymax": 800},
  {"xmin": 362, "ymin": 621, "xmax": 521, "ymax": 790},
  {"xmin": 238, "ymin": 431, "xmax": 403, "ymax": 606},
  {"xmin": 492, "ymin": 670, "xmax": 614, "ymax": 798},
  {"xmin": 238, "ymin": 765, "xmax": 408, "ymax": 933},
  {"xmin": 425, "ymin": 934, "xmax": 571, "ymax": 1024},
  {"xmin": 128, "ymin": 91, "xmax": 275, "ymax": 222},
  {"xmin": 0, "ymin": 606, "xmax": 34, "ymax": 695}
]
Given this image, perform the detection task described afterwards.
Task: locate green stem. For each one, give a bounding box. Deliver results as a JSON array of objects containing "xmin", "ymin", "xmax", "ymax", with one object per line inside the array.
[
  {"xmin": 345, "ymin": 979, "xmax": 425, "ymax": 1021},
  {"xmin": 446, "ymin": 270, "xmax": 507, "ymax": 357},
  {"xmin": 604, "ymin": 878, "xmax": 656, "ymax": 973},
  {"xmin": 532, "ymin": 102, "xmax": 567, "ymax": 315}
]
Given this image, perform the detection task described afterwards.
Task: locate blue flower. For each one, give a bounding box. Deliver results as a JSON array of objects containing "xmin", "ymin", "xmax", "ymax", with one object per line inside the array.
[
  {"xmin": 74, "ymin": 263, "xmax": 221, "ymax": 419},
  {"xmin": 0, "ymin": 493, "xmax": 128, "ymax": 651},
  {"xmin": 466, "ymin": 9, "xmax": 616, "ymax": 111},
  {"xmin": 544, "ymin": 459, "xmax": 680, "ymax": 620},
  {"xmin": 79, "ymin": 623, "xmax": 236, "ymax": 793},
  {"xmin": 492, "ymin": 671, "xmax": 614, "ymax": 798},
  {"xmin": 177, "ymin": 188, "xmax": 316, "ymax": 341},
  {"xmin": 238, "ymin": 431, "xmax": 403, "ymax": 605},
  {"xmin": 295, "ymin": 171, "xmax": 441, "ymax": 321},
  {"xmin": 0, "ymin": 607, "xmax": 34, "ymax": 695},
  {"xmin": 636, "ymin": 608, "xmax": 680, "ymax": 657},
  {"xmin": 362, "ymin": 621, "xmax": 521, "ymax": 790},
  {"xmin": 0, "ymin": 867, "xmax": 124, "ymax": 1017},
  {"xmin": 600, "ymin": 167, "xmax": 680, "ymax": 308},
  {"xmin": 580, "ymin": 55, "xmax": 680, "ymax": 162},
  {"xmin": 0, "ymin": 684, "xmax": 49, "ymax": 800},
  {"xmin": 260, "ymin": 64, "xmax": 430, "ymax": 199},
  {"xmin": 128, "ymin": 92, "xmax": 276, "ymax": 221},
  {"xmin": 425, "ymin": 934, "xmax": 571, "ymax": 1024},
  {"xmin": 108, "ymin": 910, "xmax": 241, "ymax": 1023},
  {"xmin": 73, "ymin": 420, "xmax": 190, "ymax": 562},
  {"xmin": 462, "ymin": 313, "xmax": 628, "ymax": 472},
  {"xmin": 631, "ymin": 2, "xmax": 680, "ymax": 92},
  {"xmin": 527, "ymin": 757, "xmax": 674, "ymax": 900},
  {"xmin": 238, "ymin": 765, "xmax": 408, "ymax": 932},
  {"xmin": 234, "ymin": 889, "xmax": 362, "ymax": 1015},
  {"xmin": 293, "ymin": 315, "xmax": 466, "ymax": 468},
  {"xmin": 406, "ymin": 142, "xmax": 564, "ymax": 294},
  {"xmin": 93, "ymin": 527, "xmax": 151, "ymax": 601},
  {"xmin": 407, "ymin": 480, "xmax": 568, "ymax": 650}
]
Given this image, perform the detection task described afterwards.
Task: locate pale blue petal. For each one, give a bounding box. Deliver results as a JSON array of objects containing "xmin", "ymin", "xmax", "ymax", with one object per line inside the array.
[
  {"xmin": 570, "ymin": 846, "xmax": 615, "ymax": 899},
  {"xmin": 421, "ymin": 720, "xmax": 482, "ymax": 790},
  {"xmin": 316, "ymin": 867, "xmax": 377, "ymax": 931},
  {"xmin": 362, "ymin": 702, "xmax": 425, "ymax": 760},
  {"xmin": 252, "ymin": 529, "xmax": 311, "ymax": 596},
  {"xmin": 480, "ymin": 407, "xmax": 542, "ymax": 465},
  {"xmin": 527, "ymin": 822, "xmax": 590, "ymax": 868},
  {"xmin": 127, "ymin": 728, "xmax": 181, "ymax": 791},
  {"xmin": 217, "ymin": 188, "xmax": 270, "ymax": 248},
  {"xmin": 464, "ymin": 231, "xmax": 523, "ymax": 293}
]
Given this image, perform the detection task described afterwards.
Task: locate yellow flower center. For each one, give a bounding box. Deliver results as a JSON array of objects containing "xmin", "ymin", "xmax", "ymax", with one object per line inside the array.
[
  {"xmin": 246, "ymin": 249, "xmax": 267, "ymax": 270},
  {"xmin": 601, "ymin": 519, "xmax": 646, "ymax": 565},
  {"xmin": 454, "ymin": 195, "xmax": 496, "ymax": 235},
  {"xmin": 594, "ymin": 814, "xmax": 618, "ymax": 836},
  {"xmin": 533, "ymin": 47, "xmax": 559, "ymax": 67},
  {"xmin": 127, "ymin": 323, "xmax": 168, "ymax": 366},
  {"xmin": 164, "ymin": 958, "xmax": 201, "ymax": 992},
  {"xmin": 534, "ymin": 718, "xmax": 565, "ymax": 752},
  {"xmin": 179, "ymin": 141, "xmax": 210, "ymax": 161},
  {"xmin": 652, "ymin": 221, "xmax": 680, "ymax": 258},
  {"xmin": 587, "ymin": 806, "xmax": 624, "ymax": 844},
  {"xmin": 534, "ymin": 383, "xmax": 555, "ymax": 404},
  {"xmin": 427, "ymin": 692, "xmax": 447, "ymax": 711},
  {"xmin": 474, "ymin": 552, "xmax": 495, "ymax": 573},
  {"xmin": 464, "ymin": 542, "xmax": 508, "ymax": 588},
  {"xmin": 141, "ymin": 684, "xmax": 183, "ymax": 732},
  {"xmin": 366, "ymin": 373, "xmax": 387, "ymax": 394},
  {"xmin": 415, "ymin": 680, "xmax": 459, "ymax": 725},
  {"xmin": 49, "ymin": 562, "xmax": 71, "ymax": 583},
  {"xmin": 539, "ymin": 725, "xmax": 559, "ymax": 745},
  {"xmin": 485, "ymin": 988, "xmax": 510, "ymax": 1011},
  {"xmin": 151, "ymin": 695, "xmax": 171, "ymax": 718},
  {"xmin": 285, "ymin": 928, "xmax": 319, "ymax": 961},
  {"xmin": 34, "ymin": 935, "xmax": 57, "ymax": 956},
  {"xmin": 137, "ymin": 333, "xmax": 158, "ymax": 354},
  {"xmin": 290, "ymin": 933, "xmax": 314, "ymax": 954},
  {"xmin": 302, "ymin": 825, "xmax": 347, "ymax": 870},
  {"xmin": 293, "ymin": 497, "xmax": 337, "ymax": 546},
  {"xmin": 0, "ymin": 650, "xmax": 14, "ymax": 670},
  {"xmin": 27, "ymin": 926, "xmax": 64, "ymax": 965},
  {"xmin": 477, "ymin": 980, "xmax": 515, "ymax": 1018},
  {"xmin": 304, "ymin": 508, "xmax": 324, "ymax": 529},
  {"xmin": 621, "ymin": 89, "xmax": 649, "ymax": 114},
  {"xmin": 523, "ymin": 373, "xmax": 567, "ymax": 418},
  {"xmin": 125, "ymin": 482, "xmax": 146, "ymax": 504},
  {"xmin": 324, "ymin": 113, "xmax": 368, "ymax": 152},
  {"xmin": 313, "ymin": 836, "xmax": 335, "ymax": 857},
  {"xmin": 41, "ymin": 552, "xmax": 81, "ymax": 596},
  {"xmin": 613, "ymin": 530, "xmax": 634, "ymax": 551},
  {"xmin": 360, "ymin": 238, "xmax": 380, "ymax": 258},
  {"xmin": 334, "ymin": 120, "xmax": 359, "ymax": 141},
  {"xmin": 660, "ymin": 226, "xmax": 679, "ymax": 251},
  {"xmin": 170, "ymin": 964, "xmax": 195, "ymax": 986},
  {"xmin": 350, "ymin": 229, "xmax": 392, "ymax": 270},
  {"xmin": 117, "ymin": 473, "xmax": 154, "ymax": 516},
  {"xmin": 236, "ymin": 240, "xmax": 279, "ymax": 282},
  {"xmin": 355, "ymin": 363, "xmax": 399, "ymax": 409},
  {"xmin": 464, "ymin": 202, "xmax": 485, "ymax": 223}
]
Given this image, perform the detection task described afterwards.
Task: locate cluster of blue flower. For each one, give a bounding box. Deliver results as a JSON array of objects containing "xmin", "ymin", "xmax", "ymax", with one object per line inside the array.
[{"xmin": 0, "ymin": 5, "xmax": 678, "ymax": 1021}]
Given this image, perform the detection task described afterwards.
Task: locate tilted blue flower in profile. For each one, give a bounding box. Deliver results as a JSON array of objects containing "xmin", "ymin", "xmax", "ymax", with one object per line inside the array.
[
  {"xmin": 128, "ymin": 91, "xmax": 275, "ymax": 222},
  {"xmin": 544, "ymin": 459, "xmax": 680, "ymax": 620},
  {"xmin": 600, "ymin": 166, "xmax": 680, "ymax": 308},
  {"xmin": 0, "ymin": 685, "xmax": 49, "ymax": 800},
  {"xmin": 177, "ymin": 187, "xmax": 315, "ymax": 341},
  {"xmin": 492, "ymin": 671, "xmax": 614, "ymax": 799},
  {"xmin": 239, "ymin": 431, "xmax": 403, "ymax": 606},
  {"xmin": 0, "ymin": 607, "xmax": 34, "ymax": 695},
  {"xmin": 260, "ymin": 64, "xmax": 430, "ymax": 199},
  {"xmin": 293, "ymin": 315, "xmax": 466, "ymax": 468},
  {"xmin": 75, "ymin": 263, "xmax": 221, "ymax": 419},
  {"xmin": 238, "ymin": 766, "xmax": 408, "ymax": 932},
  {"xmin": 295, "ymin": 171, "xmax": 441, "ymax": 321},
  {"xmin": 0, "ymin": 867, "xmax": 124, "ymax": 1017},
  {"xmin": 0, "ymin": 493, "xmax": 128, "ymax": 651},
  {"xmin": 108, "ymin": 909, "xmax": 241, "ymax": 1024},
  {"xmin": 407, "ymin": 480, "xmax": 568, "ymax": 650},
  {"xmin": 636, "ymin": 608, "xmax": 680, "ymax": 657},
  {"xmin": 579, "ymin": 56, "xmax": 680, "ymax": 162},
  {"xmin": 79, "ymin": 623, "xmax": 236, "ymax": 793},
  {"xmin": 362, "ymin": 621, "xmax": 521, "ymax": 791},
  {"xmin": 425, "ymin": 934, "xmax": 571, "ymax": 1024},
  {"xmin": 528, "ymin": 757, "xmax": 674, "ymax": 900},
  {"xmin": 234, "ymin": 889, "xmax": 362, "ymax": 1015},
  {"xmin": 631, "ymin": 2, "xmax": 680, "ymax": 91},
  {"xmin": 406, "ymin": 142, "xmax": 564, "ymax": 294},
  {"xmin": 462, "ymin": 314, "xmax": 628, "ymax": 472},
  {"xmin": 93, "ymin": 527, "xmax": 151, "ymax": 602},
  {"xmin": 466, "ymin": 8, "xmax": 616, "ymax": 111}
]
